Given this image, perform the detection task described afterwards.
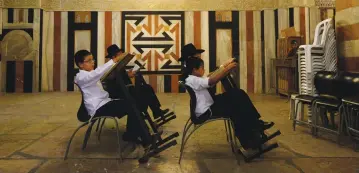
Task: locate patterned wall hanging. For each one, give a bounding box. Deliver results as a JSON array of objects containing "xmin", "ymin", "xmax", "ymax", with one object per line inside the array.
[{"xmin": 121, "ymin": 11, "xmax": 185, "ymax": 74}]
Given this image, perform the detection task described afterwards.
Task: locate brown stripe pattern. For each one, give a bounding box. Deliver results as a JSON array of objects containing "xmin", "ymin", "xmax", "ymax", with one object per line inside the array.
[
  {"xmin": 105, "ymin": 12, "xmax": 112, "ymax": 54},
  {"xmin": 299, "ymin": 7, "xmax": 306, "ymax": 44},
  {"xmin": 193, "ymin": 11, "xmax": 201, "ymax": 49},
  {"xmin": 15, "ymin": 61, "xmax": 24, "ymax": 93},
  {"xmin": 246, "ymin": 11, "xmax": 254, "ymax": 93},
  {"xmin": 336, "ymin": 0, "xmax": 359, "ymax": 12},
  {"xmin": 53, "ymin": 11, "xmax": 62, "ymax": 91},
  {"xmin": 336, "ymin": 1, "xmax": 359, "ymax": 72}
]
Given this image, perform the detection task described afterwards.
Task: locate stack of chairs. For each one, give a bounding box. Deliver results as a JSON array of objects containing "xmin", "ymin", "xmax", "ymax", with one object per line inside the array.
[{"xmin": 293, "ymin": 18, "xmax": 337, "ymax": 131}]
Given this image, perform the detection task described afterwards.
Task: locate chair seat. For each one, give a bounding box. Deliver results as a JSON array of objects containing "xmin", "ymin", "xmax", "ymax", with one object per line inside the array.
[
  {"xmin": 315, "ymin": 97, "xmax": 341, "ymax": 108},
  {"xmin": 295, "ymin": 95, "xmax": 315, "ymax": 103},
  {"xmin": 342, "ymin": 97, "xmax": 359, "ymax": 106}
]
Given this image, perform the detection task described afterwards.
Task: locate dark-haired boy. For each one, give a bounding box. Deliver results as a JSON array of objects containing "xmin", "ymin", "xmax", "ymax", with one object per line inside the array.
[{"xmin": 74, "ymin": 49, "xmax": 154, "ymax": 152}]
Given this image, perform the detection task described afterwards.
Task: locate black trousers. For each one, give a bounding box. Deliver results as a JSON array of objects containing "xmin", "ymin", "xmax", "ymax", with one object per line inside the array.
[
  {"xmin": 199, "ymin": 88, "xmax": 261, "ymax": 145},
  {"xmin": 134, "ymin": 83, "xmax": 163, "ymax": 118},
  {"xmin": 93, "ymin": 100, "xmax": 152, "ymax": 145},
  {"xmin": 106, "ymin": 71, "xmax": 163, "ymax": 118}
]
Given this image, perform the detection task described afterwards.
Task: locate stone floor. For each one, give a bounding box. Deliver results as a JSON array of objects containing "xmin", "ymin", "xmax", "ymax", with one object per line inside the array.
[{"xmin": 0, "ymin": 92, "xmax": 359, "ymax": 173}]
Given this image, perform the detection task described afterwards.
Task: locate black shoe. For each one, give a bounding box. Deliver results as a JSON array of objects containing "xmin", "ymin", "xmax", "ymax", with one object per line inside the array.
[
  {"xmin": 122, "ymin": 132, "xmax": 143, "ymax": 145},
  {"xmin": 153, "ymin": 108, "xmax": 170, "ymax": 119},
  {"xmin": 259, "ymin": 120, "xmax": 274, "ymax": 130},
  {"xmin": 241, "ymin": 132, "xmax": 268, "ymax": 150},
  {"xmin": 161, "ymin": 108, "xmax": 170, "ymax": 115}
]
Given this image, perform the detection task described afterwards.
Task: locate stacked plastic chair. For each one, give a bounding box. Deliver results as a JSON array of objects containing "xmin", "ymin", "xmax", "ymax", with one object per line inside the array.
[{"xmin": 293, "ymin": 18, "xmax": 337, "ymax": 127}]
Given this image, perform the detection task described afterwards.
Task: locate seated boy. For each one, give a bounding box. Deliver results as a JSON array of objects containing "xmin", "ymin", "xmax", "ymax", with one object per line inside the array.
[
  {"xmin": 179, "ymin": 43, "xmax": 273, "ymax": 128},
  {"xmin": 74, "ymin": 49, "xmax": 154, "ymax": 148},
  {"xmin": 104, "ymin": 44, "xmax": 170, "ymax": 120},
  {"xmin": 182, "ymin": 56, "xmax": 273, "ymax": 149}
]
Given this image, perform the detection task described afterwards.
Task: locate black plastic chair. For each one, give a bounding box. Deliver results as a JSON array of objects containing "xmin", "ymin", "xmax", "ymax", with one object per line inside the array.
[
  {"xmin": 178, "ymin": 82, "xmax": 279, "ymax": 163},
  {"xmin": 64, "ymin": 83, "xmax": 123, "ymax": 160},
  {"xmin": 293, "ymin": 71, "xmax": 339, "ymax": 134},
  {"xmin": 339, "ymin": 72, "xmax": 359, "ymax": 150},
  {"xmin": 178, "ymin": 82, "xmax": 237, "ymax": 164},
  {"xmin": 311, "ymin": 71, "xmax": 343, "ymax": 141}
]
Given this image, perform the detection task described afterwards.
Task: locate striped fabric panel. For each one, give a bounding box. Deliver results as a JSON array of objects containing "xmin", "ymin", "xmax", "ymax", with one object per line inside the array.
[{"xmin": 336, "ymin": 3, "xmax": 359, "ymax": 72}]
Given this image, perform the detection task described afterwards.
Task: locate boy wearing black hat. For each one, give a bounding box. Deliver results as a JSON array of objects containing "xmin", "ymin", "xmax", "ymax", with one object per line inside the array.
[
  {"xmin": 179, "ymin": 43, "xmax": 274, "ymax": 132},
  {"xmin": 105, "ymin": 44, "xmax": 170, "ymax": 120},
  {"xmin": 178, "ymin": 43, "xmax": 205, "ymax": 62}
]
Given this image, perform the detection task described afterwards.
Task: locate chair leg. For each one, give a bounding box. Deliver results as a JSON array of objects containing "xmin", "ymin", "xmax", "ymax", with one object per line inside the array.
[
  {"xmin": 227, "ymin": 120, "xmax": 235, "ymax": 153},
  {"xmin": 110, "ymin": 117, "xmax": 123, "ymax": 161},
  {"xmin": 293, "ymin": 101, "xmax": 301, "ymax": 131},
  {"xmin": 224, "ymin": 120, "xmax": 230, "ymax": 142},
  {"xmin": 313, "ymin": 101, "xmax": 319, "ymax": 136},
  {"xmin": 179, "ymin": 122, "xmax": 193, "ymax": 164},
  {"xmin": 82, "ymin": 121, "xmax": 96, "ymax": 150},
  {"xmin": 338, "ymin": 105, "xmax": 345, "ymax": 144},
  {"xmin": 330, "ymin": 111, "xmax": 335, "ymax": 129},
  {"xmin": 64, "ymin": 122, "xmax": 89, "ymax": 160},
  {"xmin": 98, "ymin": 118, "xmax": 107, "ymax": 141},
  {"xmin": 95, "ymin": 118, "xmax": 102, "ymax": 132}
]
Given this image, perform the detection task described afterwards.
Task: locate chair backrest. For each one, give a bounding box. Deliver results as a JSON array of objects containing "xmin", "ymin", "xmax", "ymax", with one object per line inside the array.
[
  {"xmin": 313, "ymin": 18, "xmax": 332, "ymax": 46},
  {"xmin": 74, "ymin": 83, "xmax": 91, "ymax": 122},
  {"xmin": 337, "ymin": 71, "xmax": 359, "ymax": 98},
  {"xmin": 314, "ymin": 71, "xmax": 338, "ymax": 97},
  {"xmin": 179, "ymin": 81, "xmax": 207, "ymax": 124}
]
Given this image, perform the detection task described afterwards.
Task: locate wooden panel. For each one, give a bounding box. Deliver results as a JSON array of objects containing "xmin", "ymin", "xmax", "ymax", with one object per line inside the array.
[
  {"xmin": 201, "ymin": 11, "xmax": 210, "ymax": 76},
  {"xmin": 15, "ymin": 61, "xmax": 24, "ymax": 93},
  {"xmin": 60, "ymin": 11, "xmax": 68, "ymax": 92},
  {"xmin": 18, "ymin": 9, "xmax": 24, "ymax": 22},
  {"xmin": 336, "ymin": 6, "xmax": 359, "ymax": 27},
  {"xmin": 338, "ymin": 40, "xmax": 359, "ymax": 58},
  {"xmin": 215, "ymin": 11, "xmax": 232, "ymax": 22},
  {"xmin": 339, "ymin": 57, "xmax": 359, "ymax": 72},
  {"xmin": 74, "ymin": 11, "xmax": 91, "ymax": 23},
  {"xmin": 105, "ymin": 12, "xmax": 112, "ymax": 55},
  {"xmin": 28, "ymin": 9, "xmax": 34, "ymax": 23},
  {"xmin": 337, "ymin": 23, "xmax": 359, "ymax": 42},
  {"xmin": 24, "ymin": 61, "xmax": 33, "ymax": 93},
  {"xmin": 6, "ymin": 61, "xmax": 16, "ymax": 93},
  {"xmin": 246, "ymin": 11, "xmax": 254, "ymax": 93},
  {"xmin": 299, "ymin": 7, "xmax": 306, "ymax": 44},
  {"xmin": 320, "ymin": 9, "xmax": 328, "ymax": 21},
  {"xmin": 171, "ymin": 75, "xmax": 179, "ymax": 93},
  {"xmin": 74, "ymin": 30, "xmax": 91, "ymax": 68},
  {"xmin": 53, "ymin": 11, "xmax": 61, "ymax": 91},
  {"xmin": 164, "ymin": 75, "xmax": 171, "ymax": 93},
  {"xmin": 336, "ymin": 0, "xmax": 359, "ymax": 12},
  {"xmin": 193, "ymin": 11, "xmax": 201, "ymax": 49},
  {"xmin": 216, "ymin": 30, "xmax": 232, "ymax": 67},
  {"xmin": 149, "ymin": 75, "xmax": 157, "ymax": 93},
  {"xmin": 8, "ymin": 8, "xmax": 13, "ymax": 23},
  {"xmin": 239, "ymin": 11, "xmax": 247, "ymax": 91}
]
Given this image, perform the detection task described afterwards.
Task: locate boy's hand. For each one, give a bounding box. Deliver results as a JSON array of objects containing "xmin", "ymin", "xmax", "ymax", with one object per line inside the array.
[
  {"xmin": 223, "ymin": 58, "xmax": 236, "ymax": 67},
  {"xmin": 127, "ymin": 70, "xmax": 135, "ymax": 78},
  {"xmin": 226, "ymin": 62, "xmax": 238, "ymax": 71}
]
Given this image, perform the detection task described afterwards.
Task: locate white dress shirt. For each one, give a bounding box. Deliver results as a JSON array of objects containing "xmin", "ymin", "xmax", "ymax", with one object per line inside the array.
[
  {"xmin": 75, "ymin": 59, "xmax": 115, "ymax": 117},
  {"xmin": 185, "ymin": 75, "xmax": 214, "ymax": 117}
]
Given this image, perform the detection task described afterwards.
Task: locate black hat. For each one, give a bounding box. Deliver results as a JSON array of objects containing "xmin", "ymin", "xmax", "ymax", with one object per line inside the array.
[
  {"xmin": 106, "ymin": 44, "xmax": 124, "ymax": 58},
  {"xmin": 178, "ymin": 43, "xmax": 205, "ymax": 62}
]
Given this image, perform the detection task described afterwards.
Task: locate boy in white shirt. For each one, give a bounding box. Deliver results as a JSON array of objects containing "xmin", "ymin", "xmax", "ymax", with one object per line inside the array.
[
  {"xmin": 183, "ymin": 57, "xmax": 273, "ymax": 150},
  {"xmin": 74, "ymin": 49, "xmax": 153, "ymax": 147}
]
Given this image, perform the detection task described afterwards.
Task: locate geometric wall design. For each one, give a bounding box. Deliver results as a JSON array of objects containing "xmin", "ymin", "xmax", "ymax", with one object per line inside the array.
[
  {"xmin": 121, "ymin": 12, "xmax": 184, "ymax": 74},
  {"xmin": 1, "ymin": 8, "xmax": 331, "ymax": 93}
]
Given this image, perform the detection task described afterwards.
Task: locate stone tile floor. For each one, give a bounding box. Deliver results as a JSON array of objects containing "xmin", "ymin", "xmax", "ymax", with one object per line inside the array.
[{"xmin": 0, "ymin": 92, "xmax": 358, "ymax": 173}]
